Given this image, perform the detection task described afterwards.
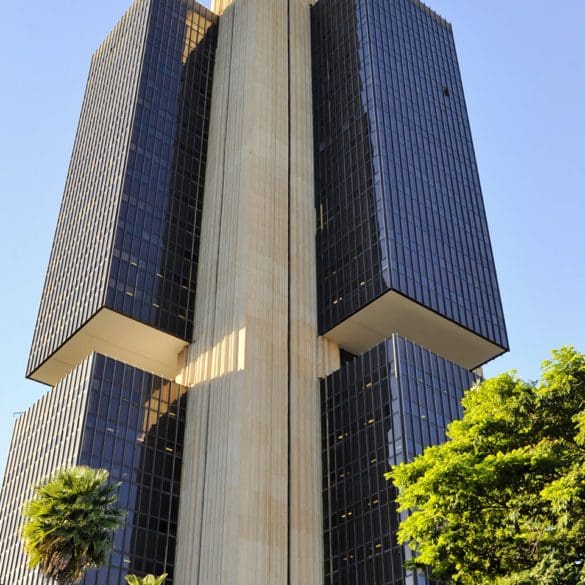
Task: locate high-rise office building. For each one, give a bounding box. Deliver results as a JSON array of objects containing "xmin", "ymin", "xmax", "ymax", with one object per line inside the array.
[{"xmin": 0, "ymin": 0, "xmax": 507, "ymax": 584}]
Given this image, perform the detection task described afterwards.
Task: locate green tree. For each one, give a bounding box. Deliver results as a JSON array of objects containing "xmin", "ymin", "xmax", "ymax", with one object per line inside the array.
[
  {"xmin": 125, "ymin": 573, "xmax": 168, "ymax": 585},
  {"xmin": 21, "ymin": 466, "xmax": 123, "ymax": 584},
  {"xmin": 389, "ymin": 346, "xmax": 585, "ymax": 584}
]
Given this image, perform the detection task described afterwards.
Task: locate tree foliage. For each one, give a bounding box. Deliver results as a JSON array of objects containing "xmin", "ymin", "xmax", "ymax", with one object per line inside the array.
[
  {"xmin": 125, "ymin": 573, "xmax": 168, "ymax": 585},
  {"xmin": 389, "ymin": 346, "xmax": 585, "ymax": 584},
  {"xmin": 21, "ymin": 466, "xmax": 123, "ymax": 584}
]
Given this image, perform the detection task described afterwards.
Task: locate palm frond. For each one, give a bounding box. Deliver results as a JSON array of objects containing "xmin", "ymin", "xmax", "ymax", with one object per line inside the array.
[{"xmin": 21, "ymin": 466, "xmax": 123, "ymax": 584}]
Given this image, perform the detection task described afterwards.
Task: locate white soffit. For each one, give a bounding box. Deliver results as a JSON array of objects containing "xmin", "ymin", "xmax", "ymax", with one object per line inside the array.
[
  {"xmin": 324, "ymin": 290, "xmax": 506, "ymax": 370},
  {"xmin": 28, "ymin": 308, "xmax": 189, "ymax": 386}
]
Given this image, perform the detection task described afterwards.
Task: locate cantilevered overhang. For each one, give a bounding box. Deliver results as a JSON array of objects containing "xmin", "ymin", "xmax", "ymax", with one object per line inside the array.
[
  {"xmin": 28, "ymin": 308, "xmax": 189, "ymax": 386},
  {"xmin": 323, "ymin": 290, "xmax": 507, "ymax": 370}
]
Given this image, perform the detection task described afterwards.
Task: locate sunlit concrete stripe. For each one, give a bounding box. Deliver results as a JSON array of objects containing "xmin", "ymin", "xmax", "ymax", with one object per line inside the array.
[{"xmin": 211, "ymin": 0, "xmax": 231, "ymax": 14}]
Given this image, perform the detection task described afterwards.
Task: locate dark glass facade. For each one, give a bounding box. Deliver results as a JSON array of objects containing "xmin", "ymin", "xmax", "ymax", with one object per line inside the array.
[
  {"xmin": 2, "ymin": 0, "xmax": 510, "ymax": 582},
  {"xmin": 313, "ymin": 2, "xmax": 507, "ymax": 581},
  {"xmin": 320, "ymin": 335, "xmax": 477, "ymax": 585},
  {"xmin": 0, "ymin": 360, "xmax": 93, "ymax": 585},
  {"xmin": 0, "ymin": 354, "xmax": 188, "ymax": 585},
  {"xmin": 79, "ymin": 355, "xmax": 187, "ymax": 585},
  {"xmin": 27, "ymin": 0, "xmax": 218, "ymax": 376},
  {"xmin": 5, "ymin": 2, "xmax": 215, "ymax": 583},
  {"xmin": 107, "ymin": 0, "xmax": 218, "ymax": 339},
  {"xmin": 27, "ymin": 0, "xmax": 151, "ymax": 377},
  {"xmin": 312, "ymin": 0, "xmax": 507, "ymax": 350}
]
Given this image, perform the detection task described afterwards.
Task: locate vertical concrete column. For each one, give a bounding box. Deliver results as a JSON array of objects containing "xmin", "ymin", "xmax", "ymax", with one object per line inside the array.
[
  {"xmin": 176, "ymin": 1, "xmax": 339, "ymax": 583},
  {"xmin": 176, "ymin": 0, "xmax": 291, "ymax": 583},
  {"xmin": 287, "ymin": 1, "xmax": 332, "ymax": 584}
]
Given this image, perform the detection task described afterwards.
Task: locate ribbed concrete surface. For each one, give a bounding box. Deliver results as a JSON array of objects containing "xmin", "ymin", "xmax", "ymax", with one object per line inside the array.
[{"xmin": 174, "ymin": 0, "xmax": 335, "ymax": 583}]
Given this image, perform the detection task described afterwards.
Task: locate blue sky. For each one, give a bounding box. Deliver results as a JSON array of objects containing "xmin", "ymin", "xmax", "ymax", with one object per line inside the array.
[{"xmin": 1, "ymin": 0, "xmax": 584, "ymax": 478}]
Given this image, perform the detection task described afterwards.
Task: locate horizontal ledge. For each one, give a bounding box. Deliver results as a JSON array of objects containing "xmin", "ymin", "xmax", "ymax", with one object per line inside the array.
[
  {"xmin": 323, "ymin": 290, "xmax": 506, "ymax": 370},
  {"xmin": 28, "ymin": 308, "xmax": 189, "ymax": 386}
]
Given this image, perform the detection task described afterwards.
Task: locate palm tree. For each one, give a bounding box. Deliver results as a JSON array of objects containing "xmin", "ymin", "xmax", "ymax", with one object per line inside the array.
[
  {"xmin": 21, "ymin": 466, "xmax": 123, "ymax": 584},
  {"xmin": 125, "ymin": 574, "xmax": 168, "ymax": 585}
]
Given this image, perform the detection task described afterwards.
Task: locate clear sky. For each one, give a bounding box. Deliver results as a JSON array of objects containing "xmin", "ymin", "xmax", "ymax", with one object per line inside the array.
[{"xmin": 1, "ymin": 0, "xmax": 584, "ymax": 479}]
